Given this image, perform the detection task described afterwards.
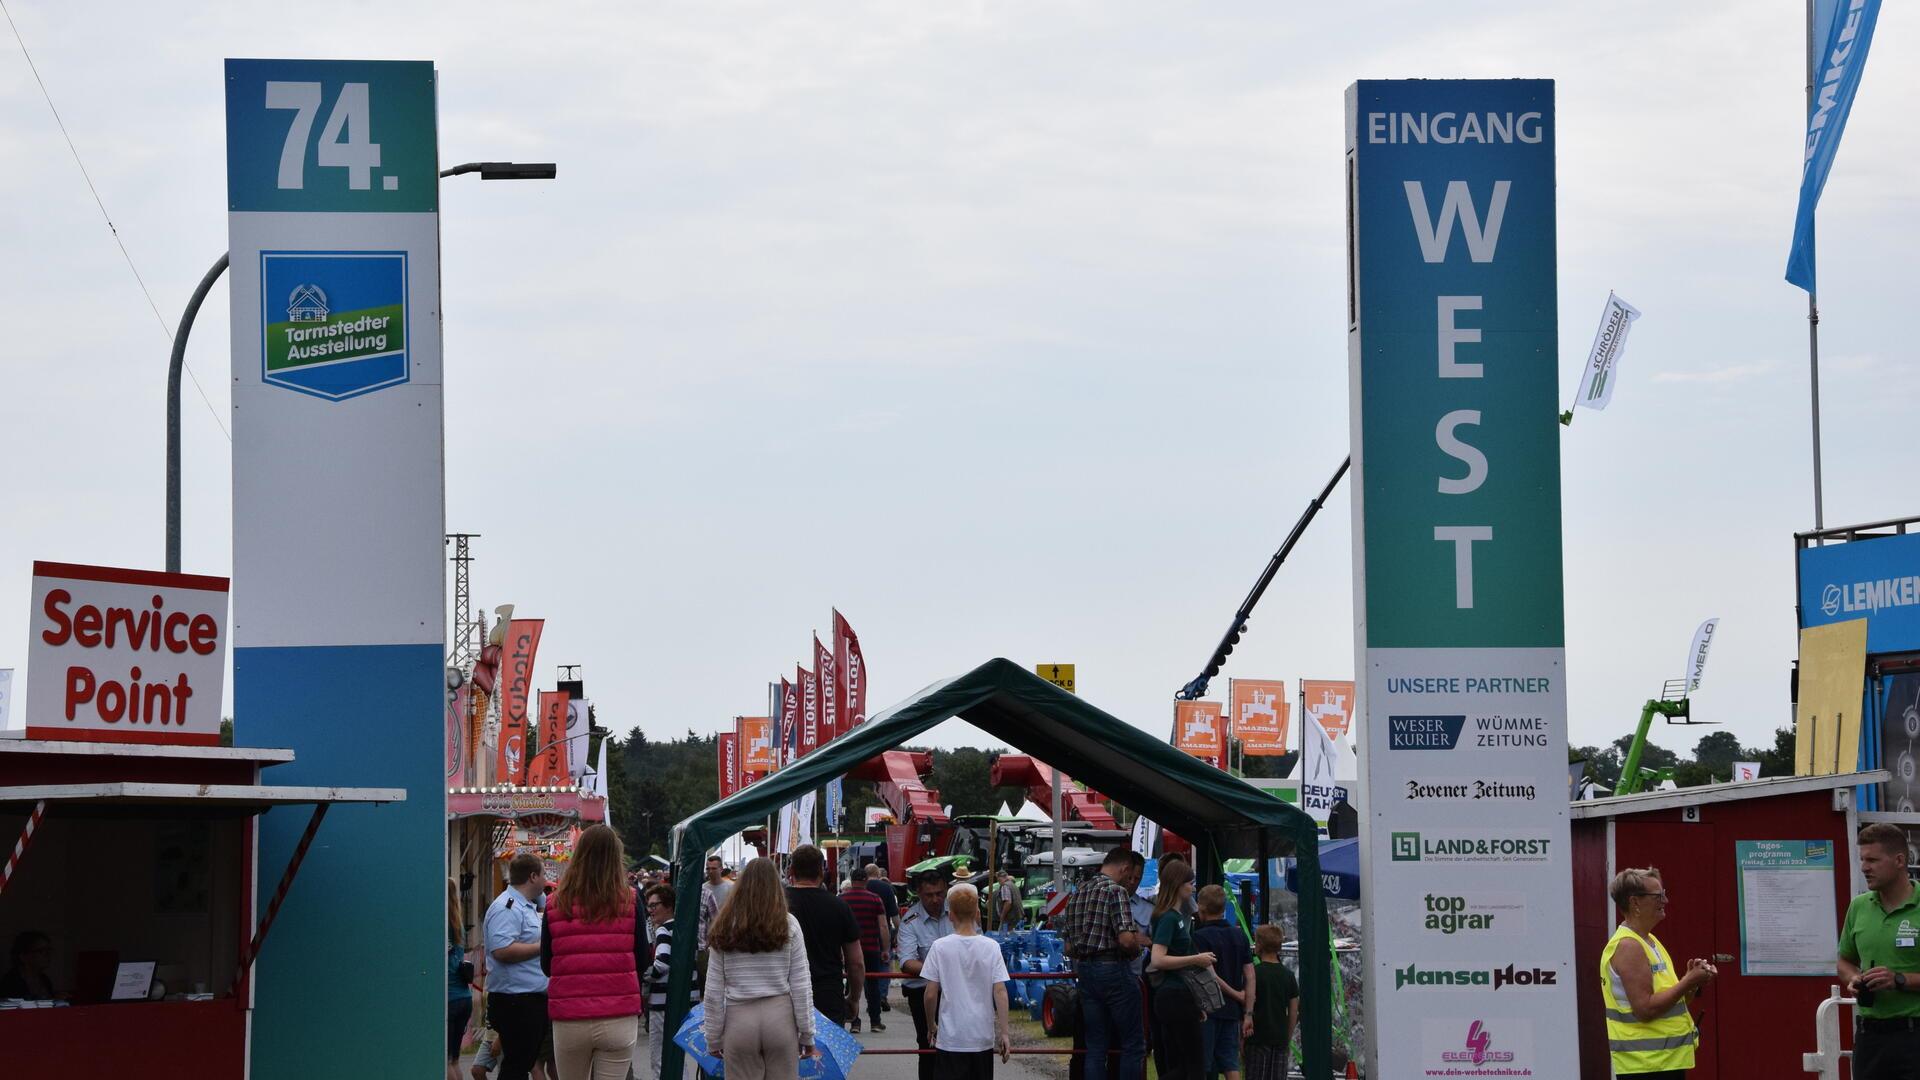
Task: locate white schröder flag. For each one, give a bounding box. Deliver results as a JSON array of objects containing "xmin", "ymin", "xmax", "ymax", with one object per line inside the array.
[
  {"xmin": 1574, "ymin": 292, "xmax": 1642, "ymax": 412},
  {"xmin": 1683, "ymin": 618, "xmax": 1719, "ymax": 695}
]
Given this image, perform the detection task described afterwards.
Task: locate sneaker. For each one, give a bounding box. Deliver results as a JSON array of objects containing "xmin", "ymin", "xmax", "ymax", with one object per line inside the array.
[
  {"xmin": 849, "ymin": 1019, "xmax": 862, "ymax": 1033},
  {"xmin": 882, "ymin": 1001, "xmax": 892, "ymax": 1011},
  {"xmin": 871, "ymin": 1020, "xmax": 887, "ymax": 1032}
]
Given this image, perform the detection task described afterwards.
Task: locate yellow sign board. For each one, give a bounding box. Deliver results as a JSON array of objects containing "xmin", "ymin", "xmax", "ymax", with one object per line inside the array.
[
  {"xmin": 1035, "ymin": 663, "xmax": 1076, "ymax": 695},
  {"xmin": 1794, "ymin": 619, "xmax": 1867, "ymax": 775}
]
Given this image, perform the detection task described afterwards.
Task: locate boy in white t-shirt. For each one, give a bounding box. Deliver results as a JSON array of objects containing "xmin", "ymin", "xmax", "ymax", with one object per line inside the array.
[{"xmin": 921, "ymin": 883, "xmax": 1012, "ymax": 1080}]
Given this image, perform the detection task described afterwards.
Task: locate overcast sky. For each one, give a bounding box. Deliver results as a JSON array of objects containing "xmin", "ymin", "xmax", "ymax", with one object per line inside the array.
[{"xmin": 1, "ymin": 2, "xmax": 1915, "ymax": 764}]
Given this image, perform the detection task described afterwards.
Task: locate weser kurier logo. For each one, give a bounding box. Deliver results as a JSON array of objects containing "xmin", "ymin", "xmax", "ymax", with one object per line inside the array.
[{"xmin": 261, "ymin": 250, "xmax": 409, "ymax": 401}]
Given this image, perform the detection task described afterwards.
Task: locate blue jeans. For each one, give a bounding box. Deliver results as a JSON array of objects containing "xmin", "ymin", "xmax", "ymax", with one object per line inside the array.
[
  {"xmin": 1079, "ymin": 960, "xmax": 1145, "ymax": 1080},
  {"xmin": 1200, "ymin": 1014, "xmax": 1242, "ymax": 1077}
]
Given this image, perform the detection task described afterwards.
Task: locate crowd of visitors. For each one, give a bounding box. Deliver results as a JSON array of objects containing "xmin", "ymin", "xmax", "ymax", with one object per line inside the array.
[{"xmin": 446, "ymin": 838, "xmax": 1302, "ymax": 1080}]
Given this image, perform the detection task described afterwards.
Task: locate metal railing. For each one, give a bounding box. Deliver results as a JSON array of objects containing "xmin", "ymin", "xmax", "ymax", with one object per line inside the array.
[{"xmin": 1801, "ymin": 984, "xmax": 1855, "ymax": 1078}]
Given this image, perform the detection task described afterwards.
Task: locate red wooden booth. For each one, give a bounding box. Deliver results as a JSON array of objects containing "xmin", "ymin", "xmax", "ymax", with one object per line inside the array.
[
  {"xmin": 0, "ymin": 738, "xmax": 400, "ymax": 1078},
  {"xmin": 1570, "ymin": 770, "xmax": 1888, "ymax": 1078}
]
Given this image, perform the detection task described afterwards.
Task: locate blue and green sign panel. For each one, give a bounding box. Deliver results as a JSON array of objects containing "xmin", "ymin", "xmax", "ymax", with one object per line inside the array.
[
  {"xmin": 1346, "ymin": 80, "xmax": 1577, "ymax": 1080},
  {"xmin": 225, "ymin": 59, "xmax": 438, "ymax": 214},
  {"xmin": 227, "ymin": 59, "xmax": 446, "ymax": 1078},
  {"xmin": 1349, "ymin": 81, "xmax": 1563, "ymax": 649}
]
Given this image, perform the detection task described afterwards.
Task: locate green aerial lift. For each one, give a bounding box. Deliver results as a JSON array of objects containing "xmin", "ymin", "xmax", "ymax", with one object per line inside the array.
[{"xmin": 1612, "ymin": 678, "xmax": 1716, "ymax": 796}]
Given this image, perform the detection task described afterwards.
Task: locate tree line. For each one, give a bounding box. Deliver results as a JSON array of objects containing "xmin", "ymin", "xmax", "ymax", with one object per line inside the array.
[{"xmin": 1570, "ymin": 725, "xmax": 1796, "ymax": 793}]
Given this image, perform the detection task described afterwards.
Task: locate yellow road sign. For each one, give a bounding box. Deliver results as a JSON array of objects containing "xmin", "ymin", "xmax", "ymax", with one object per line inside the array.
[{"xmin": 1035, "ymin": 663, "xmax": 1076, "ymax": 695}]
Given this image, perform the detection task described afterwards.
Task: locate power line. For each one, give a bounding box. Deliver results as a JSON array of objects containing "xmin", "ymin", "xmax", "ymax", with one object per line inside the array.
[{"xmin": 1, "ymin": 0, "xmax": 229, "ymax": 441}]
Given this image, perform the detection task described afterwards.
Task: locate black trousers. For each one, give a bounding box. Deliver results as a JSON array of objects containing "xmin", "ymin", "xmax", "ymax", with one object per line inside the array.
[
  {"xmin": 905, "ymin": 985, "xmax": 936, "ymax": 1080},
  {"xmin": 864, "ymin": 953, "xmax": 889, "ymax": 1023},
  {"xmin": 1855, "ymin": 1023, "xmax": 1920, "ymax": 1080},
  {"xmin": 934, "ymin": 1049, "xmax": 995, "ymax": 1080},
  {"xmin": 486, "ymin": 990, "xmax": 548, "ymax": 1080},
  {"xmin": 1152, "ymin": 981, "xmax": 1204, "ymax": 1080},
  {"xmin": 815, "ymin": 976, "xmax": 850, "ymax": 1025}
]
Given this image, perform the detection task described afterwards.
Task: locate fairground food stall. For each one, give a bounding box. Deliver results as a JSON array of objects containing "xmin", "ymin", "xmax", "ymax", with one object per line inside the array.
[
  {"xmin": 448, "ymin": 783, "xmax": 605, "ymax": 934},
  {"xmin": 0, "ymin": 562, "xmax": 400, "ymax": 1077}
]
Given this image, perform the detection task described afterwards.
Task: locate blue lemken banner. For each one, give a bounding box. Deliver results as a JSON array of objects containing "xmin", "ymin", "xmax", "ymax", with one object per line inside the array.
[
  {"xmin": 1799, "ymin": 531, "xmax": 1920, "ymax": 654},
  {"xmin": 1349, "ymin": 80, "xmax": 1562, "ymax": 649},
  {"xmin": 1785, "ymin": 0, "xmax": 1882, "ymax": 292}
]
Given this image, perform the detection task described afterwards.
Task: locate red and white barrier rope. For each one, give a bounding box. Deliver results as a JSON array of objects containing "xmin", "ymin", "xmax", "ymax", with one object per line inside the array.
[{"xmin": 1, "ymin": 800, "xmax": 47, "ymax": 896}]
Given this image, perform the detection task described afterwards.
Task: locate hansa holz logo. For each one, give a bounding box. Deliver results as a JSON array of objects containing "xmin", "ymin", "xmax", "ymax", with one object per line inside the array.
[{"xmin": 260, "ymin": 251, "xmax": 409, "ymax": 400}]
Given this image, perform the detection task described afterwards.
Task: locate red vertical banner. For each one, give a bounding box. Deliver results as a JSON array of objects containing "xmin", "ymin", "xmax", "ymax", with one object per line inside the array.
[
  {"xmin": 528, "ymin": 691, "xmax": 570, "ymax": 785},
  {"xmin": 717, "ymin": 732, "xmax": 739, "ymax": 799},
  {"xmin": 1174, "ymin": 700, "xmax": 1227, "ymax": 768},
  {"xmin": 834, "ymin": 609, "xmax": 866, "ymax": 730},
  {"xmin": 780, "ymin": 678, "xmax": 799, "ymax": 765},
  {"xmin": 798, "ymin": 664, "xmax": 820, "ymax": 754},
  {"xmin": 494, "ymin": 619, "xmax": 544, "ymax": 784},
  {"xmin": 815, "ymin": 634, "xmax": 839, "ymax": 743},
  {"xmin": 1228, "ymin": 679, "xmax": 1290, "ymax": 756}
]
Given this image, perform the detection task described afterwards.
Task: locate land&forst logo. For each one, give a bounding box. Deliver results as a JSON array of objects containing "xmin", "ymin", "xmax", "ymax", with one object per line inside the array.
[
  {"xmin": 1390, "ymin": 830, "xmax": 1552, "ymax": 863},
  {"xmin": 260, "ymin": 250, "xmax": 410, "ymax": 400}
]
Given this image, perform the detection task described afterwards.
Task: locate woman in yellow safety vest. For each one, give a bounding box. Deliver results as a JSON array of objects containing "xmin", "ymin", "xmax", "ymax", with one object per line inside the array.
[{"xmin": 1599, "ymin": 867, "xmax": 1716, "ymax": 1078}]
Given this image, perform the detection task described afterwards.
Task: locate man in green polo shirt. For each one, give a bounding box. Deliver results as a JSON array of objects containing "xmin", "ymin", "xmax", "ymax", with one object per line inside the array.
[{"xmin": 1838, "ymin": 822, "xmax": 1920, "ymax": 1080}]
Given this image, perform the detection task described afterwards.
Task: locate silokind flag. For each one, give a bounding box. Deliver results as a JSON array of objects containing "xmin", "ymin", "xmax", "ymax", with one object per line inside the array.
[{"xmin": 1785, "ymin": 0, "xmax": 1883, "ymax": 292}]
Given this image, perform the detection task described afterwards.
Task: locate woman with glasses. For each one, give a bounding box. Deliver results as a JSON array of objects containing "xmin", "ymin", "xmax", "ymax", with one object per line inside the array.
[
  {"xmin": 1599, "ymin": 867, "xmax": 1715, "ymax": 1079},
  {"xmin": 539, "ymin": 824, "xmax": 647, "ymax": 1080},
  {"xmin": 645, "ymin": 883, "xmax": 701, "ymax": 1079}
]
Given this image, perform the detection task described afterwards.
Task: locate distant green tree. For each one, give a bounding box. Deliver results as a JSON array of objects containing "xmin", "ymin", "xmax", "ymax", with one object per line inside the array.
[
  {"xmin": 1691, "ymin": 730, "xmax": 1745, "ymax": 774},
  {"xmin": 1754, "ymin": 725, "xmax": 1797, "ymax": 778},
  {"xmin": 219, "ymin": 717, "xmax": 234, "ymax": 747}
]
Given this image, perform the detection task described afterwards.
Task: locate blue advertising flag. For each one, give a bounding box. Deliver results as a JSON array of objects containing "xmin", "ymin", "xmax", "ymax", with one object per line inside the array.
[{"xmin": 1786, "ymin": 0, "xmax": 1883, "ymax": 292}]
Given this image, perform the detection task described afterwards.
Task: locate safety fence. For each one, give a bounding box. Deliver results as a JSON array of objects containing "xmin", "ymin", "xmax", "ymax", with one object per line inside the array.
[{"xmin": 1801, "ymin": 985, "xmax": 1855, "ymax": 1078}]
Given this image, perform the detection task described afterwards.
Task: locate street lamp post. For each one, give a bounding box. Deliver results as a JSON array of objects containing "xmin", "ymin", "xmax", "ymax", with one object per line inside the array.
[{"xmin": 164, "ymin": 162, "xmax": 556, "ymax": 573}]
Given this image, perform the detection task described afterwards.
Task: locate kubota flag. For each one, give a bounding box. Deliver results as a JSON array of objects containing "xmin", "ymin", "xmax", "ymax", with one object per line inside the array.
[
  {"xmin": 815, "ymin": 634, "xmax": 839, "ymax": 742},
  {"xmin": 1174, "ymin": 701, "xmax": 1226, "ymax": 768},
  {"xmin": 494, "ymin": 619, "xmax": 544, "ymax": 784},
  {"xmin": 717, "ymin": 732, "xmax": 740, "ymax": 799},
  {"xmin": 1229, "ymin": 679, "xmax": 1289, "ymax": 757},
  {"xmin": 527, "ymin": 690, "xmax": 570, "ymax": 785},
  {"xmin": 798, "ymin": 664, "xmax": 820, "ymax": 754},
  {"xmin": 834, "ymin": 609, "xmax": 866, "ymax": 731}
]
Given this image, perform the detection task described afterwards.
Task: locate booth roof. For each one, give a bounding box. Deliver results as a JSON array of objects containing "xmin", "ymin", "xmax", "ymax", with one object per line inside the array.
[
  {"xmin": 670, "ymin": 657, "xmax": 1318, "ymax": 860},
  {"xmin": 660, "ymin": 658, "xmax": 1331, "ymax": 1080}
]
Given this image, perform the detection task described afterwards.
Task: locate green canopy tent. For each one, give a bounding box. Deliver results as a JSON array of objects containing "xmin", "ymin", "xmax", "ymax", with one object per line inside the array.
[{"xmin": 661, "ymin": 658, "xmax": 1332, "ymax": 1079}]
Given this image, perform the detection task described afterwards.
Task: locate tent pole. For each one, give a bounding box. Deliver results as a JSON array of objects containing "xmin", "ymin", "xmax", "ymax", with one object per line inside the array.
[{"xmin": 1256, "ymin": 830, "xmax": 1270, "ymax": 927}]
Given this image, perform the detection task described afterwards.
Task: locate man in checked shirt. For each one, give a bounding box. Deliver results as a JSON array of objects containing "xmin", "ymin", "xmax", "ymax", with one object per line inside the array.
[{"xmin": 1060, "ymin": 847, "xmax": 1148, "ymax": 1080}]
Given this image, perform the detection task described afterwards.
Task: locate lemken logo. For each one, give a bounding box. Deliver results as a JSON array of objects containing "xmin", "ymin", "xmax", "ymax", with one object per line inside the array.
[
  {"xmin": 1821, "ymin": 575, "xmax": 1920, "ymax": 618},
  {"xmin": 1394, "ymin": 964, "xmax": 1556, "ymax": 991}
]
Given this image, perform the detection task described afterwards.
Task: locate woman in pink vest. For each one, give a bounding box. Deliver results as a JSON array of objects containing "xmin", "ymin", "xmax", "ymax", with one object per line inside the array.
[{"xmin": 540, "ymin": 824, "xmax": 646, "ymax": 1080}]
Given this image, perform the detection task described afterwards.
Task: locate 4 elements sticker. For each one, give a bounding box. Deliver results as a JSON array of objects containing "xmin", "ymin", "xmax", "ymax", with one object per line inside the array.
[{"xmin": 260, "ymin": 250, "xmax": 409, "ymax": 400}]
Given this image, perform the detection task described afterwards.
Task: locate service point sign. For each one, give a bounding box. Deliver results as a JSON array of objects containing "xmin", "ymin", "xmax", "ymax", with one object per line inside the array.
[{"xmin": 25, "ymin": 562, "xmax": 230, "ymax": 745}]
